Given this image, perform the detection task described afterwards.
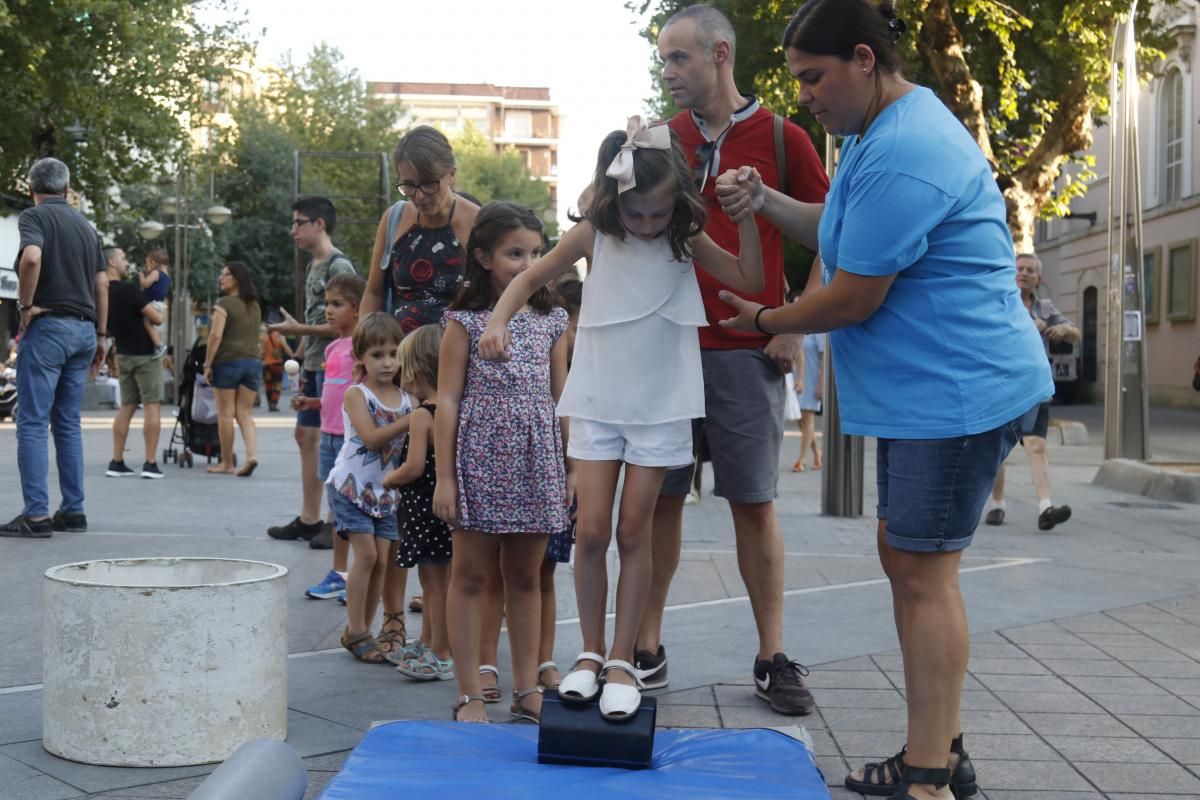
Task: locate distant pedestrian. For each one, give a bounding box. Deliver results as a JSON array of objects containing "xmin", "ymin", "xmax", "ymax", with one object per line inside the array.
[
  {"xmin": 4, "ymin": 158, "xmax": 108, "ymax": 539},
  {"xmin": 792, "ymin": 331, "xmax": 825, "ymax": 472},
  {"xmin": 202, "ymin": 262, "xmax": 262, "ymax": 477},
  {"xmin": 101, "ymin": 247, "xmax": 166, "ymax": 480},
  {"xmin": 984, "ymin": 252, "xmax": 1080, "ymax": 531},
  {"xmin": 260, "ymin": 325, "xmax": 294, "ymax": 412}
]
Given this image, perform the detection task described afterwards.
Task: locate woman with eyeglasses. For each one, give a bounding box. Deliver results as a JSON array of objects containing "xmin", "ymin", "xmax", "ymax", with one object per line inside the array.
[
  {"xmin": 362, "ymin": 126, "xmax": 479, "ymax": 333},
  {"xmin": 716, "ymin": 2, "xmax": 1052, "ymax": 799},
  {"xmin": 360, "ymin": 126, "xmax": 480, "ymax": 660}
]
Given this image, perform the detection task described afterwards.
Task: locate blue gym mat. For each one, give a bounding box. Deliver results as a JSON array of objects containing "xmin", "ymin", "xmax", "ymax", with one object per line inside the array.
[{"xmin": 319, "ymin": 721, "xmax": 829, "ymax": 799}]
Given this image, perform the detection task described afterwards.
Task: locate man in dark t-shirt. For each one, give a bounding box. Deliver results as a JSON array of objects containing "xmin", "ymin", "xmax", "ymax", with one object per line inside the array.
[
  {"xmin": 3, "ymin": 158, "xmax": 108, "ymax": 539},
  {"xmin": 103, "ymin": 247, "xmax": 165, "ymax": 480}
]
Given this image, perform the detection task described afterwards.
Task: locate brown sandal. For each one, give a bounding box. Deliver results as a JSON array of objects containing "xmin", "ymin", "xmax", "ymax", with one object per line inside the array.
[
  {"xmin": 510, "ymin": 687, "xmax": 543, "ymax": 724},
  {"xmin": 376, "ymin": 612, "xmax": 407, "ymax": 655},
  {"xmin": 340, "ymin": 629, "xmax": 388, "ymax": 664}
]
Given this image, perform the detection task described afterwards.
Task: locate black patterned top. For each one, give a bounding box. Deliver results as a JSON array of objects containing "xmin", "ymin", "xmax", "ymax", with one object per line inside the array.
[{"xmin": 389, "ymin": 202, "xmax": 464, "ymax": 335}]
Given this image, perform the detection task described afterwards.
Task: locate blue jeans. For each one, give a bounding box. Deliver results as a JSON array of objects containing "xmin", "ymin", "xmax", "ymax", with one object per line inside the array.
[{"xmin": 16, "ymin": 316, "xmax": 97, "ymax": 517}]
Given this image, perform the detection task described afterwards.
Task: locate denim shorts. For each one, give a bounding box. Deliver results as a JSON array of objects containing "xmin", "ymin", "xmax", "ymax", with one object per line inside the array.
[
  {"xmin": 1019, "ymin": 402, "xmax": 1051, "ymax": 443},
  {"xmin": 876, "ymin": 414, "xmax": 1025, "ymax": 553},
  {"xmin": 297, "ymin": 369, "xmax": 324, "ymax": 428},
  {"xmin": 328, "ymin": 489, "xmax": 399, "ymax": 541},
  {"xmin": 318, "ymin": 433, "xmax": 344, "ymax": 481},
  {"xmin": 211, "ymin": 358, "xmax": 262, "ymax": 391}
]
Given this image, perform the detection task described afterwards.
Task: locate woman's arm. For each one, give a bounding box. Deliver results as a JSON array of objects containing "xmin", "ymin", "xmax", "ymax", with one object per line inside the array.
[
  {"xmin": 718, "ymin": 268, "xmax": 896, "ymax": 335},
  {"xmin": 433, "ymin": 319, "xmax": 470, "ymax": 525},
  {"xmin": 344, "ymin": 386, "xmax": 412, "ymax": 451},
  {"xmin": 478, "ymin": 221, "xmax": 594, "ymax": 361},
  {"xmin": 361, "ymin": 212, "xmax": 391, "ymax": 316},
  {"xmin": 203, "ymin": 306, "xmax": 228, "ymax": 380},
  {"xmin": 382, "ymin": 407, "xmax": 431, "ymax": 488},
  {"xmin": 715, "ymin": 167, "xmax": 824, "ymax": 251}
]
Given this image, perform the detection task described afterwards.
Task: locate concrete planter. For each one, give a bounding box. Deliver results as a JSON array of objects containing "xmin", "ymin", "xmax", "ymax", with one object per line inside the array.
[{"xmin": 42, "ymin": 558, "xmax": 288, "ymax": 767}]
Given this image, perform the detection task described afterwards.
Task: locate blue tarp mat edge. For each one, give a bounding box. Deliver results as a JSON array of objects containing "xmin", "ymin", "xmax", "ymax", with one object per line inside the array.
[{"xmin": 319, "ymin": 720, "xmax": 829, "ymax": 800}]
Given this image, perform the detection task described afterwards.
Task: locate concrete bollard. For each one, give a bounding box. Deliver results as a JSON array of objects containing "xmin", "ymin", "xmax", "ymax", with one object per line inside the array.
[
  {"xmin": 43, "ymin": 558, "xmax": 288, "ymax": 767},
  {"xmin": 186, "ymin": 738, "xmax": 306, "ymax": 800}
]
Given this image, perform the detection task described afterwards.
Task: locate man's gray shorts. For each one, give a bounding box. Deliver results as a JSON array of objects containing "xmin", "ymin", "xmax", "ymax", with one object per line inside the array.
[{"xmin": 661, "ymin": 348, "xmax": 785, "ymax": 504}]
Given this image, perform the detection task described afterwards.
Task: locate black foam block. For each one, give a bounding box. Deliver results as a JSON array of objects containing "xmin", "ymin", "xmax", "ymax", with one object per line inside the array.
[{"xmin": 537, "ymin": 690, "xmax": 657, "ymax": 770}]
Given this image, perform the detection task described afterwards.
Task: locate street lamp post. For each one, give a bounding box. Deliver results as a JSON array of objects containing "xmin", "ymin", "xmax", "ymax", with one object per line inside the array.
[{"xmin": 138, "ymin": 173, "xmax": 232, "ymax": 403}]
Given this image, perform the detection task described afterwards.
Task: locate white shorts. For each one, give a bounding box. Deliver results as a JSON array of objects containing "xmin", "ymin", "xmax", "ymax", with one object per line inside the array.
[{"xmin": 568, "ymin": 417, "xmax": 693, "ymax": 469}]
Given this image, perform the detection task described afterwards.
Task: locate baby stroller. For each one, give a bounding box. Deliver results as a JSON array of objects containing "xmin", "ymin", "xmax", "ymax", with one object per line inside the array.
[{"xmin": 162, "ymin": 340, "xmax": 236, "ymax": 468}]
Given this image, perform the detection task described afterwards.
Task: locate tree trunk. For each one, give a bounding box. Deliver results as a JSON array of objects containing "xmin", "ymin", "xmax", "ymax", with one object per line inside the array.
[
  {"xmin": 916, "ymin": 0, "xmax": 1099, "ymax": 251},
  {"xmin": 917, "ymin": 0, "xmax": 997, "ymax": 171},
  {"xmin": 1005, "ymin": 75, "xmax": 1095, "ymax": 252}
]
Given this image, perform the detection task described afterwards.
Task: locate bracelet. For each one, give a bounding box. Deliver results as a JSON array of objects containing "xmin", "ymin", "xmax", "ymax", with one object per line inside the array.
[{"xmin": 754, "ymin": 306, "xmax": 774, "ymax": 336}]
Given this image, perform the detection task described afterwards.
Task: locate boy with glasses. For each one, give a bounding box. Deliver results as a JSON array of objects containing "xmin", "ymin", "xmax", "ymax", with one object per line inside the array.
[{"xmin": 267, "ymin": 196, "xmax": 358, "ymax": 550}]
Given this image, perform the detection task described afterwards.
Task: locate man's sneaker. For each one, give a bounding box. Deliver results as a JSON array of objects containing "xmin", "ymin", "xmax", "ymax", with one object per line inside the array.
[
  {"xmin": 634, "ymin": 644, "xmax": 669, "ymax": 690},
  {"xmin": 140, "ymin": 462, "xmax": 165, "ymax": 479},
  {"xmin": 306, "ymin": 570, "xmax": 347, "ymax": 600},
  {"xmin": 267, "ymin": 516, "xmax": 323, "ymax": 541},
  {"xmin": 984, "ymin": 508, "xmax": 1005, "ymax": 526},
  {"xmin": 51, "ymin": 510, "xmax": 87, "ymax": 532},
  {"xmin": 309, "ymin": 522, "xmax": 334, "ymax": 550},
  {"xmin": 1038, "ymin": 504, "xmax": 1072, "ymax": 531},
  {"xmin": 0, "ymin": 514, "xmax": 53, "ymax": 538},
  {"xmin": 754, "ymin": 653, "xmax": 815, "ymax": 716},
  {"xmin": 106, "ymin": 460, "xmax": 135, "ymax": 477}
]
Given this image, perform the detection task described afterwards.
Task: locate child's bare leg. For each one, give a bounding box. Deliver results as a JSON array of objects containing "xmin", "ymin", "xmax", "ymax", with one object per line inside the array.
[
  {"xmin": 362, "ymin": 538, "xmax": 390, "ymax": 633},
  {"xmin": 345, "ymin": 533, "xmax": 380, "ymax": 636},
  {"xmin": 501, "ymin": 533, "xmax": 551, "ymax": 716},
  {"xmin": 422, "ymin": 563, "xmax": 452, "ymax": 660},
  {"xmin": 479, "ymin": 559, "xmax": 503, "ymax": 690},
  {"xmin": 447, "ymin": 530, "xmax": 501, "ymax": 722},
  {"xmin": 572, "ymin": 461, "xmax": 622, "ymax": 675}
]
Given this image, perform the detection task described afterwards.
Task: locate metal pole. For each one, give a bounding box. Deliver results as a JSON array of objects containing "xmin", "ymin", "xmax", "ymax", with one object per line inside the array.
[
  {"xmin": 819, "ymin": 133, "xmax": 864, "ymax": 517},
  {"xmin": 1103, "ymin": 21, "xmax": 1124, "ymax": 459},
  {"xmin": 171, "ymin": 171, "xmax": 186, "ymax": 401}
]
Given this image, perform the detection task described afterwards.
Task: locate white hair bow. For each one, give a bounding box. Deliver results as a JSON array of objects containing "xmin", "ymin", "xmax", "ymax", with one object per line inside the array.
[{"xmin": 605, "ymin": 115, "xmax": 672, "ymax": 194}]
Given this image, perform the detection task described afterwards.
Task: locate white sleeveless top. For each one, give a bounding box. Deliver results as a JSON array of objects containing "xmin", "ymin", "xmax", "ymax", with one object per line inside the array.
[
  {"xmin": 557, "ymin": 231, "xmax": 707, "ymax": 425},
  {"xmin": 325, "ymin": 384, "xmax": 412, "ymax": 518}
]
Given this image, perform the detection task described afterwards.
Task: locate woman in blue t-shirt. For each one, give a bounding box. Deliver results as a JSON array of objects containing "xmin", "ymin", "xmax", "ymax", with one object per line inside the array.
[{"xmin": 717, "ymin": 2, "xmax": 1052, "ymax": 799}]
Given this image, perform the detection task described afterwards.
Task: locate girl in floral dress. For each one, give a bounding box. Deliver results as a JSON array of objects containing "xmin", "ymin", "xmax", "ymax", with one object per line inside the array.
[{"xmin": 434, "ymin": 202, "xmax": 571, "ymax": 724}]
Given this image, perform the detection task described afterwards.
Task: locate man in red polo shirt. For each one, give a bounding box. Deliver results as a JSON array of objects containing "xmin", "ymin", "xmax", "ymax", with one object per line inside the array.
[{"xmin": 635, "ymin": 5, "xmax": 829, "ymax": 716}]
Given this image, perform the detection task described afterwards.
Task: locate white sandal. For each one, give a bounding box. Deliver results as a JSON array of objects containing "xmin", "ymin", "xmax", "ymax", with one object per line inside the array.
[
  {"xmin": 479, "ymin": 664, "xmax": 501, "ymax": 704},
  {"xmin": 599, "ymin": 659, "xmax": 644, "ymax": 720},
  {"xmin": 537, "ymin": 660, "xmax": 561, "ymax": 690},
  {"xmin": 558, "ymin": 651, "xmax": 605, "ymax": 703}
]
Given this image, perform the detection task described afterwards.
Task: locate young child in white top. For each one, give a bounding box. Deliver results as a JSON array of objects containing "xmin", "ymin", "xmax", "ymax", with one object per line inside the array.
[
  {"xmin": 479, "ymin": 117, "xmax": 764, "ymax": 720},
  {"xmin": 325, "ymin": 312, "xmax": 412, "ymax": 664}
]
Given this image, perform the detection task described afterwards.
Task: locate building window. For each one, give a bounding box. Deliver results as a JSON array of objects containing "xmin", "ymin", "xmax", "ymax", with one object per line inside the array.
[
  {"xmin": 1161, "ymin": 68, "xmax": 1185, "ymax": 204},
  {"xmin": 505, "ymin": 110, "xmax": 532, "ymax": 138},
  {"xmin": 1143, "ymin": 245, "xmax": 1160, "ymax": 324},
  {"xmin": 1166, "ymin": 239, "xmax": 1196, "ymax": 321}
]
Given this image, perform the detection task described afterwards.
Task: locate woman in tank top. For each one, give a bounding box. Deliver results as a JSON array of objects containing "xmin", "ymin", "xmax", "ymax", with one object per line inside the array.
[{"xmin": 361, "ymin": 126, "xmax": 479, "ymax": 332}]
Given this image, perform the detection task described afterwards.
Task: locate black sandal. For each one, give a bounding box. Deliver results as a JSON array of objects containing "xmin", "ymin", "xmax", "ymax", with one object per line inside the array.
[
  {"xmin": 889, "ymin": 764, "xmax": 951, "ymax": 799},
  {"xmin": 845, "ymin": 735, "xmax": 977, "ymax": 798}
]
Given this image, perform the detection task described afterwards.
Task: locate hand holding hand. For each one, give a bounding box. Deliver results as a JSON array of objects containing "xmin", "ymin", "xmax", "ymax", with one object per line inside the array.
[
  {"xmin": 716, "ymin": 290, "xmax": 766, "ymax": 333},
  {"xmin": 715, "ymin": 166, "xmax": 764, "ymax": 223},
  {"xmin": 478, "ymin": 321, "xmax": 512, "ymax": 362}
]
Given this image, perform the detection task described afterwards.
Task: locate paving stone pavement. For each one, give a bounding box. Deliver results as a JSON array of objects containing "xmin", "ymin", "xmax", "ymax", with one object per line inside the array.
[{"xmin": 1, "ymin": 403, "xmax": 1198, "ymax": 798}]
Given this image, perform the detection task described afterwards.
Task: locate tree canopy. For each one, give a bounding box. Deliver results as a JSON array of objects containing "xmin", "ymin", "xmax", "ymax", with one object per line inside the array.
[
  {"xmin": 0, "ymin": 0, "xmax": 249, "ymax": 225},
  {"xmin": 451, "ymin": 124, "xmax": 558, "ymax": 237}
]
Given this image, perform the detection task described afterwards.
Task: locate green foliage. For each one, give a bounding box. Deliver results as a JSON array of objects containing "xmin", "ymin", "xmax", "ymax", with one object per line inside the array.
[
  {"xmin": 451, "ymin": 124, "xmax": 558, "ymax": 237},
  {"xmin": 0, "ymin": 0, "xmax": 249, "ymax": 227},
  {"xmin": 630, "ymin": 0, "xmax": 1174, "ymax": 232}
]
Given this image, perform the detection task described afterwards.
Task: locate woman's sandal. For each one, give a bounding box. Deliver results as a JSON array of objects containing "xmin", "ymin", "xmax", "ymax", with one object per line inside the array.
[
  {"xmin": 845, "ymin": 735, "xmax": 977, "ymax": 798},
  {"xmin": 452, "ymin": 694, "xmax": 489, "ymax": 723},
  {"xmin": 375, "ymin": 612, "xmax": 407, "ymax": 656},
  {"xmin": 890, "ymin": 764, "xmax": 953, "ymax": 800},
  {"xmin": 537, "ymin": 660, "xmax": 561, "ymax": 691},
  {"xmin": 599, "ymin": 659, "xmax": 644, "ymax": 721},
  {"xmin": 559, "ymin": 651, "xmax": 606, "ymax": 703},
  {"xmin": 340, "ymin": 629, "xmax": 389, "ymax": 664},
  {"xmin": 510, "ymin": 687, "xmax": 543, "ymax": 724},
  {"xmin": 235, "ymin": 459, "xmax": 258, "ymax": 477},
  {"xmin": 479, "ymin": 664, "xmax": 502, "ymax": 703}
]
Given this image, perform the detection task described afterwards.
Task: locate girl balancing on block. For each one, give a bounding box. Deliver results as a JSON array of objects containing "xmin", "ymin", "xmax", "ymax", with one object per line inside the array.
[{"xmin": 478, "ymin": 117, "xmax": 763, "ymax": 720}]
